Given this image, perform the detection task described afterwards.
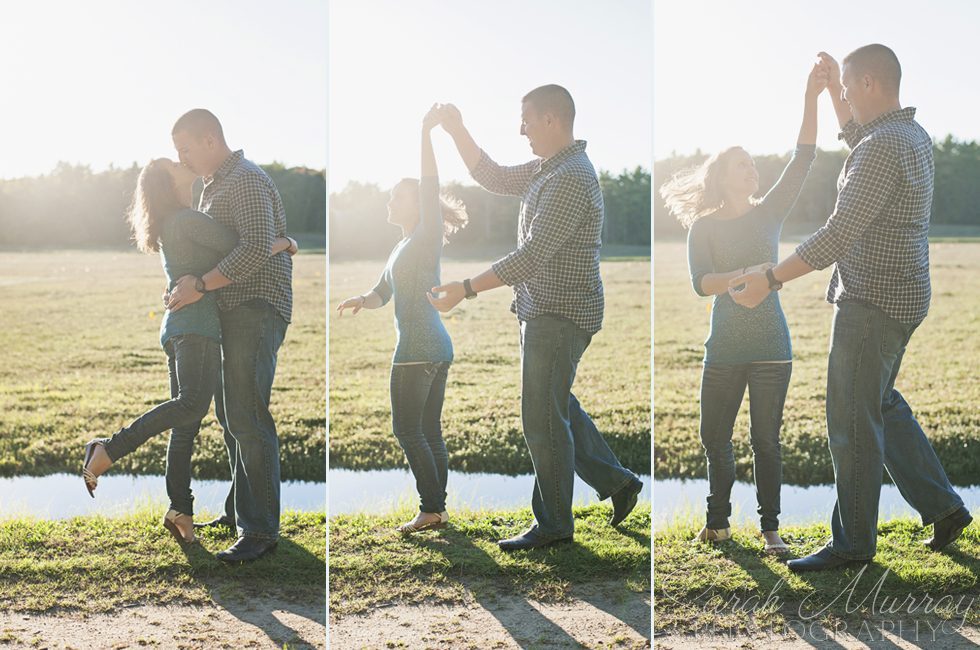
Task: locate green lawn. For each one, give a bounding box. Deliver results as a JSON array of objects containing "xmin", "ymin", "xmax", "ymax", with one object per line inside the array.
[
  {"xmin": 0, "ymin": 251, "xmax": 325, "ymax": 481},
  {"xmin": 329, "ymin": 504, "xmax": 650, "ymax": 617},
  {"xmin": 655, "ymin": 517, "xmax": 980, "ymax": 633},
  {"xmin": 328, "ymin": 258, "xmax": 651, "ymax": 475},
  {"xmin": 654, "ymin": 240, "xmax": 980, "ymax": 485},
  {"xmin": 0, "ymin": 509, "xmax": 325, "ymax": 612}
]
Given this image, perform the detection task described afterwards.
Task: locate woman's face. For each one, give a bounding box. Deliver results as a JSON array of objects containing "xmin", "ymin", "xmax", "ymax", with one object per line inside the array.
[
  {"xmin": 162, "ymin": 158, "xmax": 198, "ymax": 193},
  {"xmin": 720, "ymin": 148, "xmax": 759, "ymax": 201},
  {"xmin": 386, "ymin": 181, "xmax": 419, "ymax": 230}
]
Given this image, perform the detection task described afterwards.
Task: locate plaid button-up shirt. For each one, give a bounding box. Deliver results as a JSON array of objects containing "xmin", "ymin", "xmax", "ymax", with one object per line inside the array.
[
  {"xmin": 474, "ymin": 140, "xmax": 604, "ymax": 333},
  {"xmin": 199, "ymin": 150, "xmax": 293, "ymax": 323},
  {"xmin": 796, "ymin": 107, "xmax": 932, "ymax": 325}
]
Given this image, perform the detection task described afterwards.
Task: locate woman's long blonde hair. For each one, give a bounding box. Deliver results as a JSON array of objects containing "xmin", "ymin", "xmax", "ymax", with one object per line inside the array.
[
  {"xmin": 399, "ymin": 178, "xmax": 469, "ymax": 244},
  {"xmin": 659, "ymin": 147, "xmax": 757, "ymax": 229},
  {"xmin": 128, "ymin": 159, "xmax": 182, "ymax": 253}
]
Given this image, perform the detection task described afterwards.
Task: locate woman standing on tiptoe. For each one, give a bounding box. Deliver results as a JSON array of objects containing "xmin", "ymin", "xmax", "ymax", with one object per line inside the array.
[
  {"xmin": 336, "ymin": 105, "xmax": 468, "ymax": 533},
  {"xmin": 659, "ymin": 61, "xmax": 827, "ymax": 553}
]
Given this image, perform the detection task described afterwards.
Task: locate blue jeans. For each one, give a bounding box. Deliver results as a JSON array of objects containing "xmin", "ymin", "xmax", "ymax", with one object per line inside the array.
[
  {"xmin": 390, "ymin": 362, "xmax": 450, "ymax": 513},
  {"xmin": 520, "ymin": 315, "xmax": 639, "ymax": 539},
  {"xmin": 213, "ymin": 299, "xmax": 288, "ymax": 541},
  {"xmin": 825, "ymin": 301, "xmax": 964, "ymax": 560},
  {"xmin": 103, "ymin": 334, "xmax": 220, "ymax": 515},
  {"xmin": 699, "ymin": 361, "xmax": 792, "ymax": 532}
]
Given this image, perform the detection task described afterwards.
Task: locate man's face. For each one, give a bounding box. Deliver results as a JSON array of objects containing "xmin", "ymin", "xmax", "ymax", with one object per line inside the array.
[
  {"xmin": 840, "ymin": 63, "xmax": 868, "ymax": 124},
  {"xmin": 172, "ymin": 130, "xmax": 214, "ymax": 177},
  {"xmin": 520, "ymin": 101, "xmax": 548, "ymax": 157}
]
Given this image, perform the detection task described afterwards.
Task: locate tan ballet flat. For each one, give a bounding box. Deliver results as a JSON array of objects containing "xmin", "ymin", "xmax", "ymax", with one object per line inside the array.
[
  {"xmin": 163, "ymin": 509, "xmax": 196, "ymax": 544},
  {"xmin": 693, "ymin": 526, "xmax": 732, "ymax": 544},
  {"xmin": 762, "ymin": 530, "xmax": 791, "ymax": 555},
  {"xmin": 397, "ymin": 511, "xmax": 449, "ymax": 534},
  {"xmin": 81, "ymin": 440, "xmax": 109, "ymax": 498}
]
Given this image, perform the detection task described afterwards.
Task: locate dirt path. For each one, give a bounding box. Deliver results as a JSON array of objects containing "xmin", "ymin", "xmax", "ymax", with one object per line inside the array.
[
  {"xmin": 654, "ymin": 624, "xmax": 980, "ymax": 649},
  {"xmin": 0, "ymin": 598, "xmax": 325, "ymax": 649},
  {"xmin": 330, "ymin": 586, "xmax": 650, "ymax": 649}
]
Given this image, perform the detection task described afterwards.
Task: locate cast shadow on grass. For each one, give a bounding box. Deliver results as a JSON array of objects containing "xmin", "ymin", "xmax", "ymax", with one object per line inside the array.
[
  {"xmin": 710, "ymin": 526, "xmax": 980, "ymax": 650},
  {"xmin": 406, "ymin": 506, "xmax": 651, "ymax": 647},
  {"xmin": 174, "ymin": 525, "xmax": 326, "ymax": 649}
]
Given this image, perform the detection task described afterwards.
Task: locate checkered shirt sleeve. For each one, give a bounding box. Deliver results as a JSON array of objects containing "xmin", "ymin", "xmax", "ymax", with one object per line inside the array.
[
  {"xmin": 492, "ymin": 173, "xmax": 591, "ymax": 286},
  {"xmin": 215, "ymin": 172, "xmax": 277, "ymax": 282},
  {"xmin": 797, "ymin": 135, "xmax": 900, "ymax": 270},
  {"xmin": 471, "ymin": 150, "xmax": 539, "ymax": 197}
]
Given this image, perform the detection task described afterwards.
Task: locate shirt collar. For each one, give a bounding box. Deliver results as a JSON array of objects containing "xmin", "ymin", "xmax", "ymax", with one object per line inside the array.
[
  {"xmin": 857, "ymin": 107, "xmax": 916, "ymax": 137},
  {"xmin": 205, "ymin": 149, "xmax": 245, "ymax": 184},
  {"xmin": 539, "ymin": 140, "xmax": 587, "ymax": 173}
]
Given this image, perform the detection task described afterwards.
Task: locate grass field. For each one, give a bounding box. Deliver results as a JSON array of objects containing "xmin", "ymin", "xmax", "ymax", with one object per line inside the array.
[
  {"xmin": 655, "ymin": 516, "xmax": 980, "ymax": 633},
  {"xmin": 0, "ymin": 509, "xmax": 325, "ymax": 612},
  {"xmin": 329, "ymin": 503, "xmax": 650, "ymax": 617},
  {"xmin": 0, "ymin": 251, "xmax": 325, "ymax": 481},
  {"xmin": 328, "ymin": 258, "xmax": 651, "ymax": 475},
  {"xmin": 654, "ymin": 240, "xmax": 980, "ymax": 485}
]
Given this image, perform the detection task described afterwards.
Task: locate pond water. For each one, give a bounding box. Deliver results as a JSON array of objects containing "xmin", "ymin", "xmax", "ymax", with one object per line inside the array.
[
  {"xmin": 0, "ymin": 474, "xmax": 325, "ymax": 519},
  {"xmin": 329, "ymin": 468, "xmax": 652, "ymax": 515},
  {"xmin": 654, "ymin": 478, "xmax": 980, "ymax": 530}
]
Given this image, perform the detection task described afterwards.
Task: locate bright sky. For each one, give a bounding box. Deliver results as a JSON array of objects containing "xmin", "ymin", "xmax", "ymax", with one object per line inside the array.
[
  {"xmin": 654, "ymin": 0, "xmax": 980, "ymax": 159},
  {"xmin": 0, "ymin": 1, "xmax": 327, "ymax": 180},
  {"xmin": 329, "ymin": 0, "xmax": 652, "ymax": 189}
]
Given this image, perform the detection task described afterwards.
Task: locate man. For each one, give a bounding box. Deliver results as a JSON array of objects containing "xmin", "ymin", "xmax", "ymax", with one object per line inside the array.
[
  {"xmin": 167, "ymin": 109, "xmax": 293, "ymax": 563},
  {"xmin": 729, "ymin": 46, "xmax": 972, "ymax": 572},
  {"xmin": 428, "ymin": 85, "xmax": 643, "ymax": 551}
]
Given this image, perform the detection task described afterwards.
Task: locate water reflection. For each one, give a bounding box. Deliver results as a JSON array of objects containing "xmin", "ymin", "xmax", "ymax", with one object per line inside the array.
[
  {"xmin": 329, "ymin": 468, "xmax": 652, "ymax": 515},
  {"xmin": 0, "ymin": 474, "xmax": 325, "ymax": 519},
  {"xmin": 654, "ymin": 478, "xmax": 980, "ymax": 530}
]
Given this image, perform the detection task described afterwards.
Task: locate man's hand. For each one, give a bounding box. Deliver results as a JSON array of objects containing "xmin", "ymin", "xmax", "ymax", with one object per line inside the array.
[
  {"xmin": 337, "ymin": 295, "xmax": 365, "ymax": 316},
  {"xmin": 439, "ymin": 104, "xmax": 465, "ymax": 138},
  {"xmin": 818, "ymin": 51, "xmax": 842, "ymax": 95},
  {"xmin": 427, "ymin": 281, "xmax": 465, "ymax": 313},
  {"xmin": 727, "ymin": 271, "xmax": 771, "ymax": 309},
  {"xmin": 167, "ymin": 275, "xmax": 205, "ymax": 312},
  {"xmin": 286, "ymin": 236, "xmax": 299, "ymax": 256}
]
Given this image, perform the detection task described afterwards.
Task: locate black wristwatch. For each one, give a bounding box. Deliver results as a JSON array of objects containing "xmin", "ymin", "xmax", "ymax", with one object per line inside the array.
[
  {"xmin": 463, "ymin": 278, "xmax": 477, "ymax": 300},
  {"xmin": 765, "ymin": 268, "xmax": 783, "ymax": 291},
  {"xmin": 194, "ymin": 276, "xmax": 209, "ymax": 294}
]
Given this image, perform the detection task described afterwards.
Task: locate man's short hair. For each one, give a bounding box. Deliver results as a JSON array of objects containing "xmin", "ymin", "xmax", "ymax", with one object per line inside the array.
[
  {"xmin": 843, "ymin": 44, "xmax": 902, "ymax": 94},
  {"xmin": 172, "ymin": 108, "xmax": 226, "ymax": 142},
  {"xmin": 522, "ymin": 84, "xmax": 575, "ymax": 128}
]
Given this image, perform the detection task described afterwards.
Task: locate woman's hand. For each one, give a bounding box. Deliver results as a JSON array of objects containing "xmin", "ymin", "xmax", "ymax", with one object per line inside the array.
[
  {"xmin": 806, "ymin": 61, "xmax": 829, "ymax": 99},
  {"xmin": 423, "ymin": 103, "xmax": 443, "ymax": 132},
  {"xmin": 337, "ymin": 295, "xmax": 366, "ymax": 316},
  {"xmin": 286, "ymin": 236, "xmax": 299, "ymax": 256}
]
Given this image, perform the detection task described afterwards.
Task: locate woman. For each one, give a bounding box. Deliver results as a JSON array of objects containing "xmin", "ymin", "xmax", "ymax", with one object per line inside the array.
[
  {"xmin": 336, "ymin": 105, "xmax": 467, "ymax": 533},
  {"xmin": 81, "ymin": 158, "xmax": 297, "ymax": 544},
  {"xmin": 659, "ymin": 63, "xmax": 827, "ymax": 553}
]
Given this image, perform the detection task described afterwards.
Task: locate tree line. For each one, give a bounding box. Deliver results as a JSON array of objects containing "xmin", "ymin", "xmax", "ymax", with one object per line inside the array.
[
  {"xmin": 654, "ymin": 135, "xmax": 980, "ymax": 240},
  {"xmin": 329, "ymin": 166, "xmax": 651, "ymax": 260},
  {"xmin": 0, "ymin": 162, "xmax": 326, "ymax": 248}
]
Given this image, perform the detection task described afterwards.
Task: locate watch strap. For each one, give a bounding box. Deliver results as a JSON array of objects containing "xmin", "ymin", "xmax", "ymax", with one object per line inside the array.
[
  {"xmin": 463, "ymin": 278, "xmax": 477, "ymax": 299},
  {"xmin": 765, "ymin": 268, "xmax": 783, "ymax": 291}
]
